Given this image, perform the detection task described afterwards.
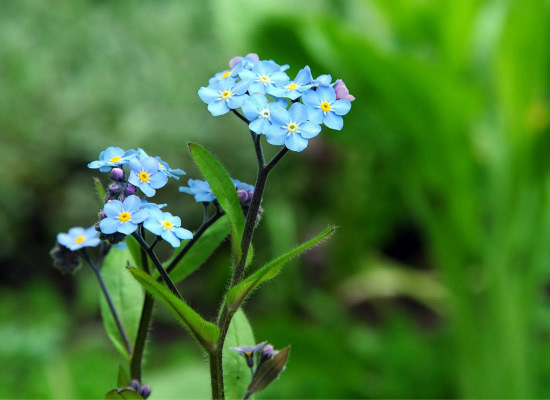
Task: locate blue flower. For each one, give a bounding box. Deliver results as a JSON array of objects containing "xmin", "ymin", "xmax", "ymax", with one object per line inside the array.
[
  {"xmin": 302, "ymin": 86, "xmax": 352, "ymax": 130},
  {"xmin": 136, "ymin": 148, "xmax": 185, "ymax": 180},
  {"xmin": 140, "ymin": 199, "xmax": 167, "ymax": 210},
  {"xmin": 269, "ymin": 66, "xmax": 314, "ymax": 100},
  {"xmin": 238, "ymin": 60, "xmax": 290, "ymax": 95},
  {"xmin": 143, "ymin": 209, "xmax": 193, "ymax": 248},
  {"xmin": 88, "ymin": 147, "xmax": 136, "ymax": 172},
  {"xmin": 128, "ymin": 156, "xmax": 168, "ymax": 197},
  {"xmin": 313, "ymin": 74, "xmax": 333, "ymax": 87},
  {"xmin": 198, "ymin": 77, "xmax": 249, "ymax": 116},
  {"xmin": 179, "ymin": 179, "xmax": 216, "ymax": 202},
  {"xmin": 57, "ymin": 226, "xmax": 101, "ymax": 251},
  {"xmin": 241, "ymin": 94, "xmax": 288, "ymax": 135},
  {"xmin": 265, "ymin": 102, "xmax": 322, "ymax": 152},
  {"xmin": 99, "ymin": 195, "xmax": 149, "ymax": 235}
]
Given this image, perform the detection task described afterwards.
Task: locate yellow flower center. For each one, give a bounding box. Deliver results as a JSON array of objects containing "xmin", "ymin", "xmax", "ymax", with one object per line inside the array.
[
  {"xmin": 221, "ymin": 71, "xmax": 231, "ymax": 79},
  {"xmin": 320, "ymin": 101, "xmax": 331, "ymax": 112},
  {"xmin": 162, "ymin": 220, "xmax": 173, "ymax": 230},
  {"xmin": 139, "ymin": 171, "xmax": 150, "ymax": 182},
  {"xmin": 259, "ymin": 75, "xmax": 270, "ymax": 84},
  {"xmin": 119, "ymin": 212, "xmax": 131, "ymax": 222},
  {"xmin": 286, "ymin": 122, "xmax": 298, "ymax": 133},
  {"xmin": 158, "ymin": 162, "xmax": 163, "ymax": 169},
  {"xmin": 109, "ymin": 156, "xmax": 122, "ymax": 163},
  {"xmin": 287, "ymin": 83, "xmax": 298, "ymax": 90},
  {"xmin": 221, "ymin": 90, "xmax": 232, "ymax": 100},
  {"xmin": 74, "ymin": 235, "xmax": 86, "ymax": 244}
]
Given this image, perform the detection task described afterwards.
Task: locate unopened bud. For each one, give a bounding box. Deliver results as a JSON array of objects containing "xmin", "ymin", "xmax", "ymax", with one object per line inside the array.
[
  {"xmin": 129, "ymin": 380, "xmax": 140, "ymax": 392},
  {"xmin": 139, "ymin": 385, "xmax": 151, "ymax": 399},
  {"xmin": 125, "ymin": 184, "xmax": 136, "ymax": 195},
  {"xmin": 334, "ymin": 79, "xmax": 355, "ymax": 101},
  {"xmin": 109, "ymin": 184, "xmax": 121, "ymax": 194},
  {"xmin": 111, "ymin": 167, "xmax": 124, "ymax": 181},
  {"xmin": 98, "ymin": 211, "xmax": 106, "ymax": 219},
  {"xmin": 237, "ymin": 189, "xmax": 249, "ymax": 204}
]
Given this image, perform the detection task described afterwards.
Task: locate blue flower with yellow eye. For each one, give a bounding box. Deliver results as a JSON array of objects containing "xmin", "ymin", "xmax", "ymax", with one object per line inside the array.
[
  {"xmin": 128, "ymin": 156, "xmax": 168, "ymax": 197},
  {"xmin": 265, "ymin": 102, "xmax": 321, "ymax": 152},
  {"xmin": 88, "ymin": 147, "xmax": 136, "ymax": 172},
  {"xmin": 198, "ymin": 77, "xmax": 249, "ymax": 116},
  {"xmin": 269, "ymin": 66, "xmax": 314, "ymax": 100},
  {"xmin": 143, "ymin": 209, "xmax": 193, "ymax": 248},
  {"xmin": 136, "ymin": 148, "xmax": 185, "ymax": 180},
  {"xmin": 57, "ymin": 226, "xmax": 101, "ymax": 251},
  {"xmin": 241, "ymin": 94, "xmax": 288, "ymax": 135},
  {"xmin": 238, "ymin": 60, "xmax": 290, "ymax": 95},
  {"xmin": 302, "ymin": 86, "xmax": 352, "ymax": 130},
  {"xmin": 179, "ymin": 179, "xmax": 215, "ymax": 202},
  {"xmin": 99, "ymin": 195, "xmax": 149, "ymax": 235}
]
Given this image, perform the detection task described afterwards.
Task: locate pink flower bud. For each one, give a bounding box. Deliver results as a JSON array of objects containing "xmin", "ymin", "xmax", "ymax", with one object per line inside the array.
[{"xmin": 334, "ymin": 79, "xmax": 355, "ymax": 101}]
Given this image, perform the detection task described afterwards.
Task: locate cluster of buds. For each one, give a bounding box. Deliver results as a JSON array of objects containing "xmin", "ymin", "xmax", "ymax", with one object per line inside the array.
[
  {"xmin": 128, "ymin": 379, "xmax": 151, "ymax": 399},
  {"xmin": 230, "ymin": 341, "xmax": 290, "ymax": 398}
]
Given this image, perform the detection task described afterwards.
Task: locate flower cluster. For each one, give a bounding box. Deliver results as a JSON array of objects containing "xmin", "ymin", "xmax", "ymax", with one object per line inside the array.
[{"xmin": 198, "ymin": 53, "xmax": 354, "ymax": 152}]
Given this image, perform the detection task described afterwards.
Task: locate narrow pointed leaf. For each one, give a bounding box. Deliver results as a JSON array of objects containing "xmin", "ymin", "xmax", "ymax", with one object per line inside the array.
[
  {"xmin": 188, "ymin": 143, "xmax": 245, "ymax": 262},
  {"xmin": 117, "ymin": 364, "xmax": 131, "ymax": 388},
  {"xmin": 223, "ymin": 309, "xmax": 256, "ymax": 399},
  {"xmin": 94, "ymin": 177, "xmax": 106, "ymax": 205},
  {"xmin": 246, "ymin": 347, "xmax": 290, "ymax": 397},
  {"xmin": 99, "ymin": 245, "xmax": 144, "ymax": 359},
  {"xmin": 128, "ymin": 267, "xmax": 219, "ymax": 352},
  {"xmin": 125, "ymin": 235, "xmax": 142, "ymax": 269},
  {"xmin": 165, "ymin": 215, "xmax": 230, "ymax": 283},
  {"xmin": 226, "ymin": 226, "xmax": 336, "ymax": 312}
]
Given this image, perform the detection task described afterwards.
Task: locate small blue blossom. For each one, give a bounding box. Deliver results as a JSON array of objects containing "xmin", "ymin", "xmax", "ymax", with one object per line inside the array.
[
  {"xmin": 198, "ymin": 77, "xmax": 249, "ymax": 116},
  {"xmin": 141, "ymin": 199, "xmax": 167, "ymax": 210},
  {"xmin": 143, "ymin": 209, "xmax": 193, "ymax": 248},
  {"xmin": 313, "ymin": 74, "xmax": 333, "ymax": 87},
  {"xmin": 230, "ymin": 341, "xmax": 268, "ymax": 369},
  {"xmin": 302, "ymin": 86, "xmax": 352, "ymax": 130},
  {"xmin": 128, "ymin": 156, "xmax": 169, "ymax": 197},
  {"xmin": 179, "ymin": 179, "xmax": 216, "ymax": 202},
  {"xmin": 88, "ymin": 147, "xmax": 136, "ymax": 172},
  {"xmin": 265, "ymin": 102, "xmax": 322, "ymax": 152},
  {"xmin": 57, "ymin": 226, "xmax": 101, "ymax": 251},
  {"xmin": 136, "ymin": 148, "xmax": 185, "ymax": 180},
  {"xmin": 99, "ymin": 195, "xmax": 149, "ymax": 235},
  {"xmin": 269, "ymin": 66, "xmax": 314, "ymax": 100},
  {"xmin": 238, "ymin": 60, "xmax": 290, "ymax": 95},
  {"xmin": 241, "ymin": 94, "xmax": 288, "ymax": 135}
]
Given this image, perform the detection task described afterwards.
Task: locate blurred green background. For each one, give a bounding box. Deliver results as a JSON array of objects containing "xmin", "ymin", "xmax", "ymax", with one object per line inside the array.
[{"xmin": 1, "ymin": 0, "xmax": 549, "ymax": 398}]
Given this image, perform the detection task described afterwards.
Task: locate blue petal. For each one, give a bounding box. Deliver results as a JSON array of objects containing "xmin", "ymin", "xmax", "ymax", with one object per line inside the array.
[
  {"xmin": 132, "ymin": 209, "xmax": 149, "ymax": 224},
  {"xmin": 104, "ymin": 147, "xmax": 124, "ymax": 160},
  {"xmin": 249, "ymin": 118, "xmax": 269, "ymax": 134},
  {"xmin": 198, "ymin": 87, "xmax": 219, "ymax": 104},
  {"xmin": 144, "ymin": 219, "xmax": 163, "ymax": 235},
  {"xmin": 208, "ymin": 100, "xmax": 230, "ymax": 116},
  {"xmin": 300, "ymin": 121, "xmax": 322, "ymax": 139},
  {"xmin": 195, "ymin": 192, "xmax": 216, "ymax": 202},
  {"xmin": 266, "ymin": 126, "xmax": 288, "ymax": 145},
  {"xmin": 141, "ymin": 157, "xmax": 159, "ymax": 174},
  {"xmin": 242, "ymin": 99, "xmax": 261, "ymax": 120},
  {"xmin": 285, "ymin": 133, "xmax": 309, "ymax": 152},
  {"xmin": 301, "ymin": 89, "xmax": 320, "ymax": 107},
  {"xmin": 316, "ymin": 86, "xmax": 336, "ymax": 102},
  {"xmin": 148, "ymin": 171, "xmax": 168, "ymax": 189},
  {"xmin": 123, "ymin": 195, "xmax": 142, "ymax": 213},
  {"xmin": 269, "ymin": 105, "xmax": 290, "ymax": 126},
  {"xmin": 161, "ymin": 230, "xmax": 180, "ymax": 248},
  {"xmin": 128, "ymin": 172, "xmax": 141, "ymax": 187},
  {"xmin": 100, "ymin": 218, "xmax": 120, "ymax": 234},
  {"xmin": 138, "ymin": 183, "xmax": 156, "ymax": 197},
  {"xmin": 227, "ymin": 94, "xmax": 248, "ymax": 109},
  {"xmin": 129, "ymin": 157, "xmax": 141, "ymax": 173},
  {"xmin": 289, "ymin": 103, "xmax": 308, "ymax": 123},
  {"xmin": 330, "ymin": 99, "xmax": 352, "ymax": 116},
  {"xmin": 174, "ymin": 227, "xmax": 193, "ymax": 240},
  {"xmin": 233, "ymin": 80, "xmax": 249, "ymax": 95},
  {"xmin": 57, "ymin": 233, "xmax": 72, "ymax": 248},
  {"xmin": 88, "ymin": 160, "xmax": 105, "ymax": 169},
  {"xmin": 323, "ymin": 112, "xmax": 343, "ymax": 130},
  {"xmin": 118, "ymin": 222, "xmax": 138, "ymax": 235},
  {"xmin": 104, "ymin": 201, "xmax": 123, "ymax": 218}
]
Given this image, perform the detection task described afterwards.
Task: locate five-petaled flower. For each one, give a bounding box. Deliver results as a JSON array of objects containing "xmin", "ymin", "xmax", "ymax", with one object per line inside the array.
[
  {"xmin": 128, "ymin": 156, "xmax": 169, "ymax": 197},
  {"xmin": 241, "ymin": 94, "xmax": 288, "ymax": 135},
  {"xmin": 265, "ymin": 102, "xmax": 322, "ymax": 152},
  {"xmin": 302, "ymin": 86, "xmax": 352, "ymax": 130},
  {"xmin": 143, "ymin": 209, "xmax": 193, "ymax": 248},
  {"xmin": 99, "ymin": 195, "xmax": 149, "ymax": 235},
  {"xmin": 136, "ymin": 148, "xmax": 185, "ymax": 180},
  {"xmin": 88, "ymin": 147, "xmax": 136, "ymax": 172},
  {"xmin": 230, "ymin": 341, "xmax": 268, "ymax": 369},
  {"xmin": 269, "ymin": 66, "xmax": 314, "ymax": 100},
  {"xmin": 57, "ymin": 226, "xmax": 101, "ymax": 251},
  {"xmin": 198, "ymin": 77, "xmax": 249, "ymax": 116},
  {"xmin": 238, "ymin": 60, "xmax": 290, "ymax": 95}
]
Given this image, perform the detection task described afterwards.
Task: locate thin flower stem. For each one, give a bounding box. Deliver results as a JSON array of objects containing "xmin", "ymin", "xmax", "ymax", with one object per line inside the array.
[
  {"xmin": 150, "ymin": 237, "xmax": 160, "ymax": 251},
  {"xmin": 132, "ymin": 232, "xmax": 183, "ymax": 300},
  {"xmin": 166, "ymin": 212, "xmax": 223, "ymax": 275},
  {"xmin": 130, "ymin": 293, "xmax": 154, "ymax": 382},
  {"xmin": 251, "ymin": 131, "xmax": 265, "ymax": 168},
  {"xmin": 232, "ymin": 109, "xmax": 249, "ymax": 124},
  {"xmin": 81, "ymin": 251, "xmax": 132, "ymax": 356}
]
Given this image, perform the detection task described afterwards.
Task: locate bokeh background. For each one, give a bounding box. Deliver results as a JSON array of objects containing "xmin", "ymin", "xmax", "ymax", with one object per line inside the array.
[{"xmin": 1, "ymin": 0, "xmax": 549, "ymax": 398}]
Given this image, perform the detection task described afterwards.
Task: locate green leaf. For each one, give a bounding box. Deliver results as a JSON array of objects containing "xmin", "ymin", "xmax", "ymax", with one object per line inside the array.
[
  {"xmin": 223, "ymin": 309, "xmax": 256, "ymax": 400},
  {"xmin": 125, "ymin": 235, "xmax": 142, "ymax": 269},
  {"xmin": 246, "ymin": 347, "xmax": 290, "ymax": 397},
  {"xmin": 166, "ymin": 215, "xmax": 230, "ymax": 283},
  {"xmin": 117, "ymin": 364, "xmax": 131, "ymax": 388},
  {"xmin": 188, "ymin": 143, "xmax": 245, "ymax": 263},
  {"xmin": 94, "ymin": 177, "xmax": 105, "ymax": 205},
  {"xmin": 99, "ymin": 246, "xmax": 144, "ymax": 359},
  {"xmin": 226, "ymin": 226, "xmax": 336, "ymax": 312},
  {"xmin": 128, "ymin": 267, "xmax": 219, "ymax": 352},
  {"xmin": 104, "ymin": 389, "xmax": 142, "ymax": 399}
]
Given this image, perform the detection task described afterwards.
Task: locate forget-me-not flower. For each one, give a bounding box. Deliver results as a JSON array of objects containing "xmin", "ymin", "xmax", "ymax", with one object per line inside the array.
[
  {"xmin": 136, "ymin": 148, "xmax": 185, "ymax": 180},
  {"xmin": 88, "ymin": 147, "xmax": 136, "ymax": 172},
  {"xmin": 57, "ymin": 226, "xmax": 101, "ymax": 251},
  {"xmin": 269, "ymin": 66, "xmax": 314, "ymax": 100},
  {"xmin": 198, "ymin": 77, "xmax": 249, "ymax": 116},
  {"xmin": 128, "ymin": 156, "xmax": 168, "ymax": 197},
  {"xmin": 99, "ymin": 195, "xmax": 149, "ymax": 235},
  {"xmin": 241, "ymin": 94, "xmax": 288, "ymax": 135},
  {"xmin": 179, "ymin": 179, "xmax": 216, "ymax": 202},
  {"xmin": 143, "ymin": 209, "xmax": 193, "ymax": 248},
  {"xmin": 265, "ymin": 102, "xmax": 322, "ymax": 152},
  {"xmin": 302, "ymin": 86, "xmax": 352, "ymax": 130},
  {"xmin": 238, "ymin": 60, "xmax": 290, "ymax": 95}
]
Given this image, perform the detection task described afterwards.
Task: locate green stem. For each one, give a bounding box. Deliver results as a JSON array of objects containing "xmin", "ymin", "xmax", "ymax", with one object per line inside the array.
[
  {"xmin": 130, "ymin": 293, "xmax": 154, "ymax": 382},
  {"xmin": 81, "ymin": 251, "xmax": 132, "ymax": 356}
]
